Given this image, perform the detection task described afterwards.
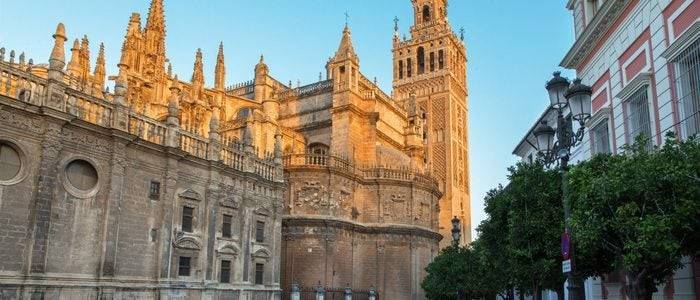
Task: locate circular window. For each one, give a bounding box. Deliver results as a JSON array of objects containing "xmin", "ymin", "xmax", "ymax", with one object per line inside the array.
[
  {"xmin": 0, "ymin": 142, "xmax": 21, "ymax": 182},
  {"xmin": 66, "ymin": 159, "xmax": 98, "ymax": 191}
]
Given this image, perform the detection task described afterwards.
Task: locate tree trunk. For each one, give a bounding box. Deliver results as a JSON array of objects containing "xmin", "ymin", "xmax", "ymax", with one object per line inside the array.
[
  {"xmin": 556, "ymin": 286, "xmax": 565, "ymax": 300},
  {"xmin": 510, "ymin": 288, "xmax": 516, "ymax": 300},
  {"xmin": 627, "ymin": 272, "xmax": 656, "ymax": 300}
]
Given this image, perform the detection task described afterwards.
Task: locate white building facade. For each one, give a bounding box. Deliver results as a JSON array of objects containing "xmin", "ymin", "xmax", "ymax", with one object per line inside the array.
[{"xmin": 513, "ymin": 0, "xmax": 700, "ymax": 299}]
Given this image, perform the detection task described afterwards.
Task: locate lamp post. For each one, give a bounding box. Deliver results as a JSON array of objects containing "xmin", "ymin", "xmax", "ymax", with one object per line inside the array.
[{"xmin": 532, "ymin": 72, "xmax": 593, "ymax": 300}]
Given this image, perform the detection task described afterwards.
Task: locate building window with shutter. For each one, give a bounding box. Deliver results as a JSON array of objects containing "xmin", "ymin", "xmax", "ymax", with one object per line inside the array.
[
  {"xmin": 220, "ymin": 260, "xmax": 231, "ymax": 283},
  {"xmin": 255, "ymin": 263, "xmax": 264, "ymax": 285},
  {"xmin": 592, "ymin": 119, "xmax": 611, "ymax": 155},
  {"xmin": 178, "ymin": 256, "xmax": 191, "ymax": 277},
  {"xmin": 222, "ymin": 214, "xmax": 232, "ymax": 238},
  {"xmin": 182, "ymin": 206, "xmax": 194, "ymax": 233},
  {"xmin": 625, "ymin": 86, "xmax": 653, "ymax": 149},
  {"xmin": 673, "ymin": 38, "xmax": 700, "ymax": 139},
  {"xmin": 255, "ymin": 221, "xmax": 265, "ymax": 243}
]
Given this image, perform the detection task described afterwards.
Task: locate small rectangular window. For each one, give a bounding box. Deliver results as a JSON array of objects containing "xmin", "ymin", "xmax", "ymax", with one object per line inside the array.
[
  {"xmin": 398, "ymin": 60, "xmax": 404, "ymax": 79},
  {"xmin": 220, "ymin": 260, "xmax": 231, "ymax": 283},
  {"xmin": 178, "ymin": 256, "xmax": 191, "ymax": 277},
  {"xmin": 438, "ymin": 50, "xmax": 445, "ymax": 69},
  {"xmin": 222, "ymin": 214, "xmax": 232, "ymax": 238},
  {"xmin": 592, "ymin": 120, "xmax": 611, "ymax": 155},
  {"xmin": 430, "ymin": 52, "xmax": 435, "ymax": 72},
  {"xmin": 149, "ymin": 180, "xmax": 160, "ymax": 200},
  {"xmin": 182, "ymin": 207, "xmax": 194, "ymax": 233},
  {"xmin": 255, "ymin": 263, "xmax": 264, "ymax": 285},
  {"xmin": 255, "ymin": 221, "xmax": 265, "ymax": 243}
]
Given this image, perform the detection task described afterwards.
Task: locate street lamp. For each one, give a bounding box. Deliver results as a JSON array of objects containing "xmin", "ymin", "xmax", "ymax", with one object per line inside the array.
[
  {"xmin": 533, "ymin": 71, "xmax": 593, "ymax": 300},
  {"xmin": 451, "ymin": 216, "xmax": 461, "ymax": 247}
]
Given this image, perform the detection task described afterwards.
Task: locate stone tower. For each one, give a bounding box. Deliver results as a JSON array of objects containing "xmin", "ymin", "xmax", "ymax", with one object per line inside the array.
[{"xmin": 392, "ymin": 0, "xmax": 470, "ymax": 245}]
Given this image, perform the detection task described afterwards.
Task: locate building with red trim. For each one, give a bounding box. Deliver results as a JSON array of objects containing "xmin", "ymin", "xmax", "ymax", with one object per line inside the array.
[{"xmin": 514, "ymin": 0, "xmax": 699, "ymax": 299}]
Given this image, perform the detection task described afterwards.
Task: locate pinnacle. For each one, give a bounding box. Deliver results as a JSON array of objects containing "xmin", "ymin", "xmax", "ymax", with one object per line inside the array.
[
  {"xmin": 334, "ymin": 24, "xmax": 357, "ymax": 61},
  {"xmin": 53, "ymin": 23, "xmax": 66, "ymax": 40}
]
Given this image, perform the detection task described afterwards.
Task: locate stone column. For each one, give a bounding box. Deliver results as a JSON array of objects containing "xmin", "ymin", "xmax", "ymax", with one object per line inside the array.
[
  {"xmin": 204, "ymin": 167, "xmax": 221, "ymax": 280},
  {"xmin": 158, "ymin": 153, "xmax": 179, "ymax": 279},
  {"xmin": 100, "ymin": 137, "xmax": 128, "ymax": 276},
  {"xmin": 28, "ymin": 119, "xmax": 63, "ymax": 273}
]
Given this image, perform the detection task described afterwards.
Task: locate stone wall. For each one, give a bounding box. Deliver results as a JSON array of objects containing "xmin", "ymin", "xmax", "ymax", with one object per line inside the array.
[
  {"xmin": 280, "ymin": 156, "xmax": 442, "ymax": 300},
  {"xmin": 0, "ymin": 89, "xmax": 284, "ymax": 299}
]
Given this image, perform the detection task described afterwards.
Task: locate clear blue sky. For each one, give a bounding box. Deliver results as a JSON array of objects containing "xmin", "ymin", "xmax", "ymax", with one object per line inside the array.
[{"xmin": 0, "ymin": 0, "xmax": 576, "ymax": 239}]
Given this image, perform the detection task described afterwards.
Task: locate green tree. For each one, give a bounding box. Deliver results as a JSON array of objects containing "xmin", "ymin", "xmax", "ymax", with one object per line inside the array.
[
  {"xmin": 477, "ymin": 186, "xmax": 518, "ymax": 299},
  {"xmin": 568, "ymin": 134, "xmax": 700, "ymax": 300},
  {"xmin": 505, "ymin": 162, "xmax": 565, "ymax": 300},
  {"xmin": 422, "ymin": 245, "xmax": 481, "ymax": 300}
]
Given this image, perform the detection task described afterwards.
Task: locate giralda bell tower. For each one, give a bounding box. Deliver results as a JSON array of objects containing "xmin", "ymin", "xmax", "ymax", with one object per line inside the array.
[{"xmin": 392, "ymin": 0, "xmax": 470, "ymax": 246}]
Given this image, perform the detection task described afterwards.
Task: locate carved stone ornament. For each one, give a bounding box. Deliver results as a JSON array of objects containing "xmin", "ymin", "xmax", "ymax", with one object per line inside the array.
[
  {"xmin": 219, "ymin": 196, "xmax": 240, "ymax": 209},
  {"xmin": 179, "ymin": 188, "xmax": 202, "ymax": 201},
  {"xmin": 294, "ymin": 181, "xmax": 335, "ymax": 210},
  {"xmin": 217, "ymin": 244, "xmax": 239, "ymax": 257},
  {"xmin": 173, "ymin": 233, "xmax": 202, "ymax": 250}
]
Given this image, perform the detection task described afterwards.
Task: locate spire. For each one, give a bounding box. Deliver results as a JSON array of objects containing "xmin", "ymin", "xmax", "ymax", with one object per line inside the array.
[
  {"xmin": 144, "ymin": 0, "xmax": 166, "ymax": 80},
  {"xmin": 93, "ymin": 43, "xmax": 106, "ymax": 91},
  {"xmin": 49, "ymin": 23, "xmax": 67, "ymax": 80},
  {"xmin": 145, "ymin": 0, "xmax": 165, "ymax": 34},
  {"xmin": 333, "ymin": 25, "xmax": 358, "ymax": 62},
  {"xmin": 214, "ymin": 42, "xmax": 226, "ymax": 90},
  {"xmin": 191, "ymin": 48, "xmax": 204, "ymax": 87},
  {"xmin": 79, "ymin": 35, "xmax": 91, "ymax": 80},
  {"xmin": 255, "ymin": 54, "xmax": 268, "ymax": 76},
  {"xmin": 67, "ymin": 39, "xmax": 81, "ymax": 76}
]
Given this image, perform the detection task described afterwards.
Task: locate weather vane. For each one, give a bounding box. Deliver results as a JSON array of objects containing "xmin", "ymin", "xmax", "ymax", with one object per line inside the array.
[
  {"xmin": 393, "ymin": 16, "xmax": 399, "ymax": 32},
  {"xmin": 459, "ymin": 27, "xmax": 465, "ymax": 41},
  {"xmin": 345, "ymin": 11, "xmax": 350, "ymax": 26}
]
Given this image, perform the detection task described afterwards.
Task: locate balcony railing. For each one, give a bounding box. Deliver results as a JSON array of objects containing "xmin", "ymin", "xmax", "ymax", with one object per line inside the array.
[{"xmin": 0, "ymin": 49, "xmax": 282, "ymax": 182}]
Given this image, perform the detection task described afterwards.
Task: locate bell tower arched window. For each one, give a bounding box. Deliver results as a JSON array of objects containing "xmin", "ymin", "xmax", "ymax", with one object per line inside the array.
[
  {"xmin": 399, "ymin": 60, "xmax": 404, "ymax": 79},
  {"xmin": 422, "ymin": 5, "xmax": 431, "ymax": 23},
  {"xmin": 417, "ymin": 47, "xmax": 425, "ymax": 75}
]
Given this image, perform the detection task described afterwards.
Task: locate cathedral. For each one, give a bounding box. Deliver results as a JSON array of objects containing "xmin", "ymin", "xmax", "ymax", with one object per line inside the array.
[{"xmin": 0, "ymin": 0, "xmax": 469, "ymax": 299}]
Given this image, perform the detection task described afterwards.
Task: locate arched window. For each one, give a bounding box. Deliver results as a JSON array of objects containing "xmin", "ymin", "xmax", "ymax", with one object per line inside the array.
[
  {"xmin": 429, "ymin": 52, "xmax": 435, "ymax": 72},
  {"xmin": 422, "ymin": 5, "xmax": 431, "ymax": 23},
  {"xmin": 417, "ymin": 47, "xmax": 425, "ymax": 75},
  {"xmin": 438, "ymin": 50, "xmax": 445, "ymax": 69},
  {"xmin": 398, "ymin": 60, "xmax": 404, "ymax": 79}
]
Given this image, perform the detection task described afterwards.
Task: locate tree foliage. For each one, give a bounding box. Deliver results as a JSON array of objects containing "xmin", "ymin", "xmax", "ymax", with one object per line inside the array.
[{"xmin": 568, "ymin": 134, "xmax": 700, "ymax": 299}]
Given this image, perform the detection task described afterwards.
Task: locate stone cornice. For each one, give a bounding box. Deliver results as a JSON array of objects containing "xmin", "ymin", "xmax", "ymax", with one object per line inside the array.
[
  {"xmin": 560, "ymin": 0, "xmax": 632, "ymax": 69},
  {"xmin": 282, "ymin": 215, "xmax": 442, "ymax": 241}
]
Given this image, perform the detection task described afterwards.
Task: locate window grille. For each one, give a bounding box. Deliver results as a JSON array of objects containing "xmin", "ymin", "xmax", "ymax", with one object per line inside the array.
[
  {"xmin": 673, "ymin": 38, "xmax": 700, "ymax": 138},
  {"xmin": 220, "ymin": 260, "xmax": 231, "ymax": 283},
  {"xmin": 149, "ymin": 180, "xmax": 160, "ymax": 200},
  {"xmin": 255, "ymin": 263, "xmax": 264, "ymax": 285},
  {"xmin": 592, "ymin": 119, "xmax": 611, "ymax": 154},
  {"xmin": 625, "ymin": 86, "xmax": 652, "ymax": 149},
  {"xmin": 222, "ymin": 214, "xmax": 232, "ymax": 238},
  {"xmin": 178, "ymin": 256, "xmax": 191, "ymax": 277},
  {"xmin": 255, "ymin": 221, "xmax": 265, "ymax": 243},
  {"xmin": 182, "ymin": 206, "xmax": 194, "ymax": 233}
]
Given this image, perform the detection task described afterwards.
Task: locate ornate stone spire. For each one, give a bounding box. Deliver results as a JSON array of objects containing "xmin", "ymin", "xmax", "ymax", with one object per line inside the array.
[
  {"xmin": 214, "ymin": 42, "xmax": 226, "ymax": 90},
  {"xmin": 79, "ymin": 35, "xmax": 91, "ymax": 80},
  {"xmin": 93, "ymin": 43, "xmax": 106, "ymax": 91},
  {"xmin": 67, "ymin": 39, "xmax": 81, "ymax": 76},
  {"xmin": 333, "ymin": 25, "xmax": 358, "ymax": 62},
  {"xmin": 144, "ymin": 0, "xmax": 166, "ymax": 80},
  {"xmin": 255, "ymin": 54, "xmax": 268, "ymax": 76},
  {"xmin": 49, "ymin": 23, "xmax": 67, "ymax": 80},
  {"xmin": 119, "ymin": 13, "xmax": 141, "ymax": 72},
  {"xmin": 191, "ymin": 48, "xmax": 204, "ymax": 87}
]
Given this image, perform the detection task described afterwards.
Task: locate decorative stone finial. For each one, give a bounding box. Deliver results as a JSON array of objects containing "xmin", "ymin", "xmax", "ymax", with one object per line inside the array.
[
  {"xmin": 19, "ymin": 52, "xmax": 25, "ymax": 65},
  {"xmin": 167, "ymin": 75, "xmax": 181, "ymax": 124},
  {"xmin": 49, "ymin": 23, "xmax": 67, "ymax": 80},
  {"xmin": 9, "ymin": 50, "xmax": 15, "ymax": 64}
]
